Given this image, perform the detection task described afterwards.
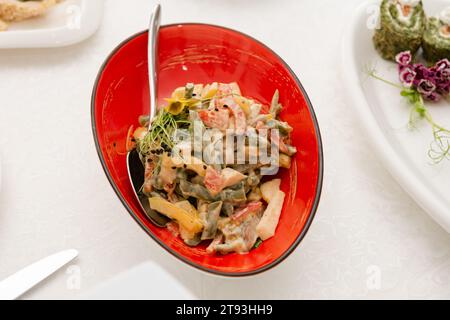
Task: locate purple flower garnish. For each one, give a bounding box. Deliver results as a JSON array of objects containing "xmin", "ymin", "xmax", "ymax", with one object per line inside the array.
[
  {"xmin": 413, "ymin": 64, "xmax": 432, "ymax": 80},
  {"xmin": 394, "ymin": 51, "xmax": 450, "ymax": 102},
  {"xmin": 436, "ymin": 81, "xmax": 450, "ymax": 96},
  {"xmin": 395, "ymin": 51, "xmax": 412, "ymax": 66},
  {"xmin": 417, "ymin": 79, "xmax": 436, "ymax": 95},
  {"xmin": 370, "ymin": 53, "xmax": 450, "ymax": 162},
  {"xmin": 399, "ymin": 67, "xmax": 416, "ymax": 87},
  {"xmin": 416, "ymin": 79, "xmax": 441, "ymax": 101},
  {"xmin": 441, "ymin": 69, "xmax": 450, "ymax": 81},
  {"xmin": 424, "ymin": 91, "xmax": 442, "ymax": 102},
  {"xmin": 435, "ymin": 59, "xmax": 450, "ymax": 72}
]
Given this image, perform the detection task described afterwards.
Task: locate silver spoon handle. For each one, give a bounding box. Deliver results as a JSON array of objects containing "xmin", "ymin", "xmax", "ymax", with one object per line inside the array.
[{"xmin": 148, "ymin": 4, "xmax": 161, "ymax": 127}]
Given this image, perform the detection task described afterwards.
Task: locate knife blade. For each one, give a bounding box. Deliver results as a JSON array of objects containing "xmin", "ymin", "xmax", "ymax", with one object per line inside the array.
[{"xmin": 0, "ymin": 249, "xmax": 78, "ymax": 300}]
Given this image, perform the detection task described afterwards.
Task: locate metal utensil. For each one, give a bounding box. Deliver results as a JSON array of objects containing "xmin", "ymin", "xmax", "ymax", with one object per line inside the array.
[
  {"xmin": 0, "ymin": 249, "xmax": 78, "ymax": 300},
  {"xmin": 126, "ymin": 4, "xmax": 168, "ymax": 227}
]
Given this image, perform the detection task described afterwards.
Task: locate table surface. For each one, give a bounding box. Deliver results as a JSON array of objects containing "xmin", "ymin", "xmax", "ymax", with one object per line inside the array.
[{"xmin": 1, "ymin": 0, "xmax": 449, "ymax": 300}]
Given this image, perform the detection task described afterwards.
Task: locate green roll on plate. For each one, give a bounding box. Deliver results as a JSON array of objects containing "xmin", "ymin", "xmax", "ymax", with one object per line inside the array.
[
  {"xmin": 423, "ymin": 8, "xmax": 450, "ymax": 63},
  {"xmin": 374, "ymin": 0, "xmax": 426, "ymax": 61}
]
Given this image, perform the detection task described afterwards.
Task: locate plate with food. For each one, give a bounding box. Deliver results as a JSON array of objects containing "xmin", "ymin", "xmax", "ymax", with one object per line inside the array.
[
  {"xmin": 92, "ymin": 24, "xmax": 323, "ymax": 276},
  {"xmin": 0, "ymin": 0, "xmax": 103, "ymax": 48},
  {"xmin": 342, "ymin": 0, "xmax": 450, "ymax": 232}
]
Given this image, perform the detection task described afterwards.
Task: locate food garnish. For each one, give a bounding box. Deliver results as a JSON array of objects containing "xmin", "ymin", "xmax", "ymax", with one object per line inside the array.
[{"xmin": 367, "ymin": 51, "xmax": 450, "ymax": 163}]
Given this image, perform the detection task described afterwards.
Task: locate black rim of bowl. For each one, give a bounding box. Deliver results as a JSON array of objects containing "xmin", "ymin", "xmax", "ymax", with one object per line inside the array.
[{"xmin": 91, "ymin": 23, "xmax": 324, "ymax": 277}]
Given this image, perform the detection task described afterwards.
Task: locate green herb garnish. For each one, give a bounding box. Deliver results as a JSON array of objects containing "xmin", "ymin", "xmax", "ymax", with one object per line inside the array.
[
  {"xmin": 401, "ymin": 89, "xmax": 450, "ymax": 162},
  {"xmin": 367, "ymin": 65, "xmax": 450, "ymax": 163},
  {"xmin": 139, "ymin": 109, "xmax": 190, "ymax": 155}
]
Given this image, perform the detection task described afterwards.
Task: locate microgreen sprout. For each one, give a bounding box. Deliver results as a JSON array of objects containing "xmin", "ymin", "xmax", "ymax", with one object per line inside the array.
[{"xmin": 366, "ymin": 52, "xmax": 450, "ymax": 163}]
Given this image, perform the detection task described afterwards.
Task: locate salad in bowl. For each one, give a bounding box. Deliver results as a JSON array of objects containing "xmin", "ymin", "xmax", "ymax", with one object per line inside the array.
[
  {"xmin": 128, "ymin": 82, "xmax": 297, "ymax": 255},
  {"xmin": 92, "ymin": 24, "xmax": 322, "ymax": 276}
]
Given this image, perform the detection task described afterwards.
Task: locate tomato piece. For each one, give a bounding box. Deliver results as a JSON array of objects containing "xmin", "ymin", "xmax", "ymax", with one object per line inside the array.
[
  {"xmin": 204, "ymin": 167, "xmax": 224, "ymax": 196},
  {"xmin": 198, "ymin": 109, "xmax": 230, "ymax": 131},
  {"xmin": 232, "ymin": 202, "xmax": 263, "ymax": 221}
]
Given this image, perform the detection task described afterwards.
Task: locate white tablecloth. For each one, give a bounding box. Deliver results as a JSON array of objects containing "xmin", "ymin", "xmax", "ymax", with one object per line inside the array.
[{"xmin": 0, "ymin": 0, "xmax": 449, "ymax": 300}]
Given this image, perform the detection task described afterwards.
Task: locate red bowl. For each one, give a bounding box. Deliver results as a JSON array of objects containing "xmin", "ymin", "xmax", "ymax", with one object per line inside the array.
[{"xmin": 91, "ymin": 24, "xmax": 323, "ymax": 276}]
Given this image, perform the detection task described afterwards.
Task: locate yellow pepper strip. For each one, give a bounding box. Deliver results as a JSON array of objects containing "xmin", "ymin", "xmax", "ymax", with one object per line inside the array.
[{"xmin": 149, "ymin": 197, "xmax": 203, "ymax": 235}]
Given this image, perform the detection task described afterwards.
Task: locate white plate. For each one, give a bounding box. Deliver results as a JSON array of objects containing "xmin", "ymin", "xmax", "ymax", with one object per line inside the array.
[
  {"xmin": 341, "ymin": 0, "xmax": 450, "ymax": 232},
  {"xmin": 0, "ymin": 0, "xmax": 104, "ymax": 48},
  {"xmin": 83, "ymin": 262, "xmax": 197, "ymax": 300}
]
